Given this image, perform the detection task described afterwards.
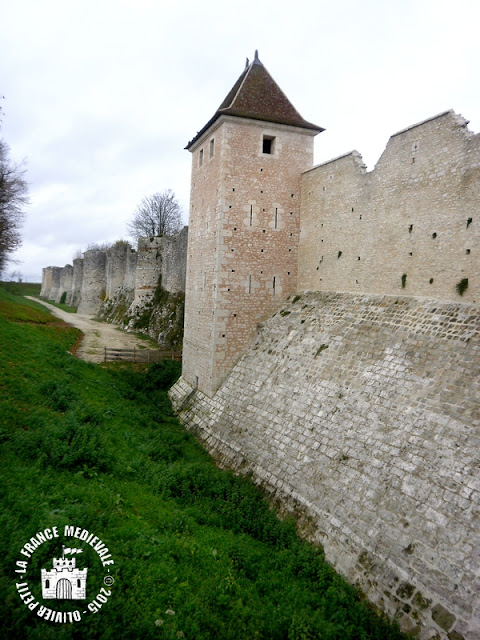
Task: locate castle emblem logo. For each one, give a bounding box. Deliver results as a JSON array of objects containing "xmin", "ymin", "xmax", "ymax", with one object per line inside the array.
[
  {"xmin": 41, "ymin": 546, "xmax": 87, "ymax": 600},
  {"xmin": 15, "ymin": 525, "xmax": 115, "ymax": 624}
]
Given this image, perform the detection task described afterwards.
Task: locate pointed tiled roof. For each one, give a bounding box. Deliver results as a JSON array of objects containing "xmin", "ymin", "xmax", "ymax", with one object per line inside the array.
[{"xmin": 186, "ymin": 51, "xmax": 324, "ymax": 149}]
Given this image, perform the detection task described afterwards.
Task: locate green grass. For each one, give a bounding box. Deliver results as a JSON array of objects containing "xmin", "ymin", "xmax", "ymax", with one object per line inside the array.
[
  {"xmin": 0, "ymin": 281, "xmax": 41, "ymax": 296},
  {"xmin": 39, "ymin": 299, "xmax": 78, "ymax": 313},
  {"xmin": 0, "ymin": 286, "xmax": 408, "ymax": 640},
  {"xmin": 43, "ymin": 299, "xmax": 78, "ymax": 313}
]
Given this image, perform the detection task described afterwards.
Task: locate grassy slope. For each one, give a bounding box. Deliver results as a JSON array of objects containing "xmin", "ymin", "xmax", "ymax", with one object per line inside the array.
[
  {"xmin": 0, "ymin": 287, "xmax": 408, "ymax": 640},
  {"xmin": 0, "ymin": 281, "xmax": 41, "ymax": 297}
]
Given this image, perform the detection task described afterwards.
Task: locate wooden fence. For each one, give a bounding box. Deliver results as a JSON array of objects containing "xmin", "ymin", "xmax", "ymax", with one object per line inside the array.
[{"xmin": 104, "ymin": 347, "xmax": 182, "ymax": 363}]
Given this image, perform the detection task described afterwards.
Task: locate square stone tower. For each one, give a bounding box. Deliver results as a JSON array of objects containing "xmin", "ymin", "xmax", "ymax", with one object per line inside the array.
[{"xmin": 183, "ymin": 52, "xmax": 323, "ymax": 396}]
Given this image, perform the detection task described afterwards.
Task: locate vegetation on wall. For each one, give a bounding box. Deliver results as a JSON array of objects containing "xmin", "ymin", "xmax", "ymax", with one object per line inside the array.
[
  {"xmin": 456, "ymin": 277, "xmax": 469, "ymax": 296},
  {"xmin": 97, "ymin": 276, "xmax": 184, "ymax": 351},
  {"xmin": 97, "ymin": 289, "xmax": 134, "ymax": 325},
  {"xmin": 131, "ymin": 277, "xmax": 184, "ymax": 350}
]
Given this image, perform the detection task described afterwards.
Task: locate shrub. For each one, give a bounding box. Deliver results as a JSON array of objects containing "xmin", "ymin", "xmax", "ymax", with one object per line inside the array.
[
  {"xmin": 144, "ymin": 360, "xmax": 181, "ymax": 391},
  {"xmin": 456, "ymin": 278, "xmax": 469, "ymax": 296}
]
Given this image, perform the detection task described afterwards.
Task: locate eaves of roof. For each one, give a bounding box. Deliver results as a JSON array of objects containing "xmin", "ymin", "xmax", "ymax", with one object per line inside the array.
[{"xmin": 186, "ymin": 51, "xmax": 324, "ymax": 150}]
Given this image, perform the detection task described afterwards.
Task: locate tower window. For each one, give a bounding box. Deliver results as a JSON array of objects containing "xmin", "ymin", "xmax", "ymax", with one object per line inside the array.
[
  {"xmin": 262, "ymin": 135, "xmax": 275, "ymax": 154},
  {"xmin": 209, "ymin": 139, "xmax": 215, "ymax": 157},
  {"xmin": 199, "ymin": 149, "xmax": 204, "ymax": 167}
]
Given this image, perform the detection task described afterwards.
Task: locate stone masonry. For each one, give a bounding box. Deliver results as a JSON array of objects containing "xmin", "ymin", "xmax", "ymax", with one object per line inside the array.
[
  {"xmin": 172, "ymin": 53, "xmax": 480, "ymax": 639},
  {"xmin": 77, "ymin": 249, "xmax": 107, "ymax": 314},
  {"xmin": 47, "ymin": 266, "xmax": 63, "ymax": 302},
  {"xmin": 183, "ymin": 52, "xmax": 322, "ymax": 397},
  {"xmin": 299, "ymin": 111, "xmax": 479, "ymax": 303},
  {"xmin": 55, "ymin": 264, "xmax": 72, "ymax": 303},
  {"xmin": 41, "ymin": 231, "xmax": 188, "ymax": 316},
  {"xmin": 170, "ymin": 292, "xmax": 480, "ymax": 640},
  {"xmin": 39, "ymin": 267, "xmax": 53, "ymax": 298},
  {"xmin": 70, "ymin": 257, "xmax": 84, "ymax": 307}
]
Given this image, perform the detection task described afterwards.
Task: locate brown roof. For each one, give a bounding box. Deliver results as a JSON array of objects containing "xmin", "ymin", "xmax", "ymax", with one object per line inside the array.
[{"xmin": 186, "ymin": 51, "xmax": 324, "ymax": 149}]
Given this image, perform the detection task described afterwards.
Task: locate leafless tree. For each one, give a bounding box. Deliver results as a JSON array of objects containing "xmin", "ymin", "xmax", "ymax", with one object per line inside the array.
[
  {"xmin": 8, "ymin": 269, "xmax": 23, "ymax": 282},
  {"xmin": 85, "ymin": 241, "xmax": 112, "ymax": 251},
  {"xmin": 0, "ymin": 138, "xmax": 29, "ymax": 275},
  {"xmin": 127, "ymin": 189, "xmax": 183, "ymax": 241}
]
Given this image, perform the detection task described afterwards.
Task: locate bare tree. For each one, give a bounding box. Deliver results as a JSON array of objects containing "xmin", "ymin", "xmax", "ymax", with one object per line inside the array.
[
  {"xmin": 127, "ymin": 189, "xmax": 183, "ymax": 241},
  {"xmin": 8, "ymin": 269, "xmax": 23, "ymax": 282},
  {"xmin": 0, "ymin": 137, "xmax": 29, "ymax": 275},
  {"xmin": 85, "ymin": 241, "xmax": 112, "ymax": 251}
]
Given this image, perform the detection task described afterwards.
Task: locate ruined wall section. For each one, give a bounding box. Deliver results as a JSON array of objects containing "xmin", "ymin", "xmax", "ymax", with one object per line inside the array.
[
  {"xmin": 132, "ymin": 237, "xmax": 164, "ymax": 307},
  {"xmin": 124, "ymin": 247, "xmax": 137, "ymax": 290},
  {"xmin": 299, "ymin": 111, "xmax": 480, "ymax": 302},
  {"xmin": 170, "ymin": 292, "xmax": 480, "ymax": 640},
  {"xmin": 55, "ymin": 264, "xmax": 73, "ymax": 303},
  {"xmin": 162, "ymin": 226, "xmax": 188, "ymax": 293},
  {"xmin": 132, "ymin": 231, "xmax": 187, "ymax": 305},
  {"xmin": 48, "ymin": 267, "xmax": 63, "ymax": 302},
  {"xmin": 70, "ymin": 258, "xmax": 84, "ymax": 307},
  {"xmin": 40, "ymin": 267, "xmax": 53, "ymax": 298},
  {"xmin": 106, "ymin": 243, "xmax": 130, "ymax": 299},
  {"xmin": 77, "ymin": 250, "xmax": 107, "ymax": 314},
  {"xmin": 121, "ymin": 232, "xmax": 187, "ymax": 346}
]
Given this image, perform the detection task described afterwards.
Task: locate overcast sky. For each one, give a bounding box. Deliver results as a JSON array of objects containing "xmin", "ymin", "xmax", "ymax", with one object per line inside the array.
[{"xmin": 1, "ymin": 0, "xmax": 479, "ymax": 282}]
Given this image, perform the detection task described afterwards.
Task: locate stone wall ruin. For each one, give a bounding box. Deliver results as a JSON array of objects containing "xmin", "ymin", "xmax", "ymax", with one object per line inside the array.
[{"xmin": 40, "ymin": 230, "xmax": 188, "ymax": 336}]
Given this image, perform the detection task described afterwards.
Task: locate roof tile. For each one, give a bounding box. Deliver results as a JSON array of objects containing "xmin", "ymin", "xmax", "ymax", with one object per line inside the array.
[{"xmin": 186, "ymin": 51, "xmax": 324, "ymax": 149}]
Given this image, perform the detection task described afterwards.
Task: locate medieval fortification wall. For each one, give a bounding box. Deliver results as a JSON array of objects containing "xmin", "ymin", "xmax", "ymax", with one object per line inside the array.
[
  {"xmin": 299, "ymin": 111, "xmax": 479, "ymax": 303},
  {"xmin": 171, "ymin": 292, "xmax": 479, "ymax": 640},
  {"xmin": 171, "ymin": 105, "xmax": 480, "ymax": 640},
  {"xmin": 40, "ymin": 228, "xmax": 188, "ymax": 320}
]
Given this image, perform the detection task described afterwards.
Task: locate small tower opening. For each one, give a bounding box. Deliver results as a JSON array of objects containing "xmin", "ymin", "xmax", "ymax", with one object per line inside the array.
[{"xmin": 263, "ymin": 135, "xmax": 275, "ymax": 154}]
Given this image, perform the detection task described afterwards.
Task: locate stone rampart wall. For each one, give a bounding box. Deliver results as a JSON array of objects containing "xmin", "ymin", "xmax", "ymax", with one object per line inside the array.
[
  {"xmin": 40, "ymin": 267, "xmax": 53, "ymax": 298},
  {"xmin": 48, "ymin": 267, "xmax": 63, "ymax": 302},
  {"xmin": 40, "ymin": 232, "xmax": 187, "ymax": 316},
  {"xmin": 70, "ymin": 258, "xmax": 84, "ymax": 307},
  {"xmin": 124, "ymin": 248, "xmax": 137, "ymax": 290},
  {"xmin": 106, "ymin": 244, "xmax": 129, "ymax": 299},
  {"xmin": 132, "ymin": 237, "xmax": 164, "ymax": 307},
  {"xmin": 77, "ymin": 250, "xmax": 107, "ymax": 314},
  {"xmin": 299, "ymin": 111, "xmax": 480, "ymax": 303},
  {"xmin": 162, "ymin": 226, "xmax": 188, "ymax": 294},
  {"xmin": 55, "ymin": 264, "xmax": 73, "ymax": 303},
  {"xmin": 170, "ymin": 291, "xmax": 480, "ymax": 640},
  {"xmin": 132, "ymin": 231, "xmax": 188, "ymax": 307}
]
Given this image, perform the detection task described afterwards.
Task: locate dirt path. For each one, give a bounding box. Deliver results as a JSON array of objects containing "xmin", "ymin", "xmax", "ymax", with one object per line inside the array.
[{"xmin": 26, "ymin": 297, "xmax": 152, "ymax": 363}]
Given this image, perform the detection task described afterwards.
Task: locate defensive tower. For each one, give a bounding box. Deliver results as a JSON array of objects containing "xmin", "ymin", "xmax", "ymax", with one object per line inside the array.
[{"xmin": 183, "ymin": 51, "xmax": 323, "ymax": 396}]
